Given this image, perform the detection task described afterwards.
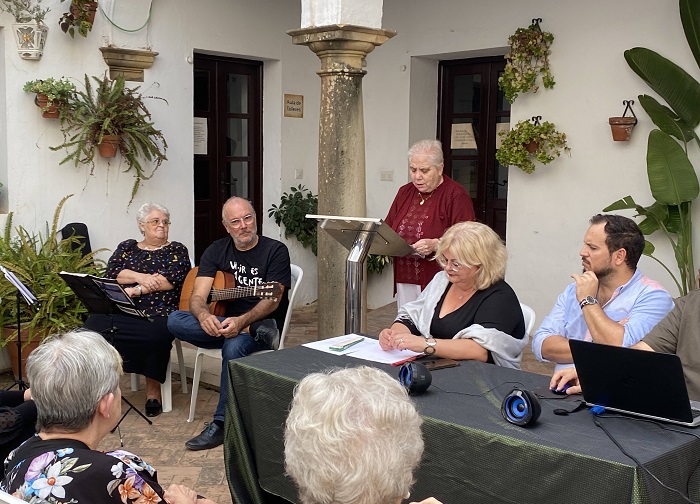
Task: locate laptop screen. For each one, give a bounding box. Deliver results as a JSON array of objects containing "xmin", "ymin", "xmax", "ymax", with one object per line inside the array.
[{"xmin": 569, "ymin": 339, "xmax": 694, "ymax": 424}]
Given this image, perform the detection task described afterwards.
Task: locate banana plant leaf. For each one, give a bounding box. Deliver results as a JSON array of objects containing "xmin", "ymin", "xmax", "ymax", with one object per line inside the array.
[
  {"xmin": 638, "ymin": 95, "xmax": 697, "ymax": 144},
  {"xmin": 625, "ymin": 47, "xmax": 700, "ymax": 128},
  {"xmin": 681, "ymin": 0, "xmax": 700, "ymax": 70},
  {"xmin": 646, "ymin": 130, "xmax": 699, "ymax": 205}
]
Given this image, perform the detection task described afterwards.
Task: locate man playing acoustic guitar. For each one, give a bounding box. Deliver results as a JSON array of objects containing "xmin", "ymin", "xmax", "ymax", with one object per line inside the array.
[{"xmin": 168, "ymin": 197, "xmax": 291, "ymax": 450}]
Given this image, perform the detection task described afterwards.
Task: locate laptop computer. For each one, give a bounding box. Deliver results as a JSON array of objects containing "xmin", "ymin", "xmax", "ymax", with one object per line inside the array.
[{"xmin": 569, "ymin": 339, "xmax": 700, "ymax": 427}]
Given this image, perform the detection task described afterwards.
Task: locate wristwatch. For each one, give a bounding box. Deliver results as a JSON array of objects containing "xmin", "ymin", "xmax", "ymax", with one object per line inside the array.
[
  {"xmin": 423, "ymin": 337, "xmax": 437, "ymax": 355},
  {"xmin": 579, "ymin": 296, "xmax": 598, "ymax": 309}
]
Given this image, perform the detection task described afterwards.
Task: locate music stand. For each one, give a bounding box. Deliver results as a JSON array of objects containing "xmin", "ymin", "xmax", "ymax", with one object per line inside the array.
[
  {"xmin": 0, "ymin": 265, "xmax": 39, "ymax": 391},
  {"xmin": 306, "ymin": 215, "xmax": 416, "ymax": 334},
  {"xmin": 59, "ymin": 272, "xmax": 153, "ymax": 428}
]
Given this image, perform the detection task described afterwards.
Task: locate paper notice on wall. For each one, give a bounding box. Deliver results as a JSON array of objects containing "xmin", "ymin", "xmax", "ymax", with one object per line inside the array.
[
  {"xmin": 451, "ymin": 123, "xmax": 477, "ymax": 150},
  {"xmin": 194, "ymin": 117, "xmax": 208, "ymax": 155},
  {"xmin": 495, "ymin": 122, "xmax": 510, "ymax": 150}
]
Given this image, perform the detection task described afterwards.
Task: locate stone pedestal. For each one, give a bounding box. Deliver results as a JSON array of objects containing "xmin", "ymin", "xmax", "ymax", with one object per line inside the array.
[{"xmin": 289, "ymin": 24, "xmax": 395, "ymax": 339}]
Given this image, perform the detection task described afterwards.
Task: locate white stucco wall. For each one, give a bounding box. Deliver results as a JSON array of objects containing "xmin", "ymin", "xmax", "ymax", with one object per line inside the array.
[
  {"xmin": 0, "ymin": 0, "xmax": 320, "ymax": 305},
  {"xmin": 363, "ymin": 0, "xmax": 690, "ymax": 321},
  {"xmin": 0, "ymin": 0, "xmax": 694, "ymax": 324}
]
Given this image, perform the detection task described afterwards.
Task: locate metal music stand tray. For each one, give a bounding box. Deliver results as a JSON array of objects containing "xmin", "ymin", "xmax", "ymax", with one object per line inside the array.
[
  {"xmin": 306, "ymin": 215, "xmax": 416, "ymax": 334},
  {"xmin": 0, "ymin": 265, "xmax": 39, "ymax": 391},
  {"xmin": 59, "ymin": 272, "xmax": 153, "ymax": 428}
]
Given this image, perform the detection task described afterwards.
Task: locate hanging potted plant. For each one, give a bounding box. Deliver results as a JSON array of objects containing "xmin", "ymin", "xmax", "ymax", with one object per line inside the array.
[
  {"xmin": 58, "ymin": 0, "xmax": 97, "ymax": 38},
  {"xmin": 496, "ymin": 118, "xmax": 570, "ymax": 174},
  {"xmin": 498, "ymin": 18, "xmax": 555, "ymax": 104},
  {"xmin": 23, "ymin": 77, "xmax": 76, "ymax": 119},
  {"xmin": 608, "ymin": 100, "xmax": 638, "ymax": 142},
  {"xmin": 51, "ymin": 74, "xmax": 168, "ymax": 204},
  {"xmin": 0, "ymin": 0, "xmax": 50, "ymax": 60}
]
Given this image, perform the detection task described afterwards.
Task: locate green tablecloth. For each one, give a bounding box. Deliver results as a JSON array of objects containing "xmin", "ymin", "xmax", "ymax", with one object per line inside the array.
[{"xmin": 224, "ymin": 346, "xmax": 700, "ymax": 504}]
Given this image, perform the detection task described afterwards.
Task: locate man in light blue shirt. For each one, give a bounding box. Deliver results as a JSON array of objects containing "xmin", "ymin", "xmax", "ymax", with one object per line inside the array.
[{"xmin": 532, "ymin": 214, "xmax": 674, "ymax": 372}]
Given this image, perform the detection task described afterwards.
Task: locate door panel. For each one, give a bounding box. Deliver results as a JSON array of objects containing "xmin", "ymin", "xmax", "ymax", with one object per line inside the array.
[
  {"xmin": 438, "ymin": 57, "xmax": 510, "ymax": 241},
  {"xmin": 193, "ymin": 55, "xmax": 262, "ymax": 263}
]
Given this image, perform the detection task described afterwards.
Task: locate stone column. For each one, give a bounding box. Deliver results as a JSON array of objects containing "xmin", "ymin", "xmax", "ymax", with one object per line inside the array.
[{"xmin": 289, "ymin": 25, "xmax": 395, "ymax": 338}]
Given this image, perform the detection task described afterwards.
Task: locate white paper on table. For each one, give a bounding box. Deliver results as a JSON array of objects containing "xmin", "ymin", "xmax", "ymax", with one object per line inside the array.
[
  {"xmin": 345, "ymin": 339, "xmax": 423, "ymax": 365},
  {"xmin": 302, "ymin": 334, "xmax": 376, "ymax": 356}
]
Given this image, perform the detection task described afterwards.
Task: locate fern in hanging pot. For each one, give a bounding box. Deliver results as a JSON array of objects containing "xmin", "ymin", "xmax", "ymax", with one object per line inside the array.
[
  {"xmin": 51, "ymin": 74, "xmax": 168, "ymax": 204},
  {"xmin": 496, "ymin": 119, "xmax": 570, "ymax": 174},
  {"xmin": 498, "ymin": 19, "xmax": 555, "ymax": 104}
]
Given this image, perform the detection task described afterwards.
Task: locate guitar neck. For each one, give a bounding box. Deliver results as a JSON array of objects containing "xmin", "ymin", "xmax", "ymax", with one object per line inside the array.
[{"xmin": 210, "ymin": 285, "xmax": 267, "ymax": 302}]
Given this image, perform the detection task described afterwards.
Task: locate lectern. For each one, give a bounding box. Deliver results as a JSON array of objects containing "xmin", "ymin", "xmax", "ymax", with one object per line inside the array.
[{"xmin": 307, "ymin": 215, "xmax": 416, "ymax": 334}]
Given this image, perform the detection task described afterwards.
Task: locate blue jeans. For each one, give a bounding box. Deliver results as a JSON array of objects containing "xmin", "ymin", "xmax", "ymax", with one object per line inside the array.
[{"xmin": 167, "ymin": 310, "xmax": 265, "ymax": 422}]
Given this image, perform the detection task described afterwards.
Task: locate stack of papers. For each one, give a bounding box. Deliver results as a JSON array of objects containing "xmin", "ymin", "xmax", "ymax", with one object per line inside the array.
[{"xmin": 303, "ymin": 334, "xmax": 423, "ymax": 365}]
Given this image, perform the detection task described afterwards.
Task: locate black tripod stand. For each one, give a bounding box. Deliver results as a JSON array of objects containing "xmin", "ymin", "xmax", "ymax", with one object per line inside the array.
[
  {"xmin": 0, "ymin": 265, "xmax": 39, "ymax": 391},
  {"xmin": 101, "ymin": 315, "xmax": 152, "ymax": 430},
  {"xmin": 59, "ymin": 272, "xmax": 153, "ymax": 430}
]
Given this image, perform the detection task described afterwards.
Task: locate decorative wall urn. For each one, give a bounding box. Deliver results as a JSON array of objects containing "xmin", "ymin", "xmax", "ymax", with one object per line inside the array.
[{"xmin": 13, "ymin": 23, "xmax": 49, "ymax": 60}]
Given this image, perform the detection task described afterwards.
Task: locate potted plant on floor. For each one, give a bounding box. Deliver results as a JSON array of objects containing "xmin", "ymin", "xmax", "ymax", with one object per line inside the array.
[
  {"xmin": 51, "ymin": 74, "xmax": 168, "ymax": 204},
  {"xmin": 0, "ymin": 195, "xmax": 105, "ymax": 378},
  {"xmin": 58, "ymin": 0, "xmax": 97, "ymax": 38},
  {"xmin": 0, "ymin": 0, "xmax": 50, "ymax": 60},
  {"xmin": 23, "ymin": 77, "xmax": 76, "ymax": 119},
  {"xmin": 268, "ymin": 185, "xmax": 319, "ymax": 255},
  {"xmin": 496, "ymin": 118, "xmax": 570, "ymax": 174},
  {"xmin": 498, "ymin": 19, "xmax": 555, "ymax": 104}
]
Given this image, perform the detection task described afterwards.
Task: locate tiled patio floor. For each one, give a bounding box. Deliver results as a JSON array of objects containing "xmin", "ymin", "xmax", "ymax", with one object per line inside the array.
[{"xmin": 8, "ymin": 301, "xmax": 553, "ymax": 504}]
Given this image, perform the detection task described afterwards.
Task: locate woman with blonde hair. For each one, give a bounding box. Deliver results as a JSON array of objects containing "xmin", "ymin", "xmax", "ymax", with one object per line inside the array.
[{"xmin": 379, "ymin": 221, "xmax": 526, "ymax": 368}]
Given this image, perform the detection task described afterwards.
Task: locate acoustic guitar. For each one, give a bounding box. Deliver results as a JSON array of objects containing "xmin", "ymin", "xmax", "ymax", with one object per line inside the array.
[{"xmin": 179, "ymin": 267, "xmax": 283, "ymax": 316}]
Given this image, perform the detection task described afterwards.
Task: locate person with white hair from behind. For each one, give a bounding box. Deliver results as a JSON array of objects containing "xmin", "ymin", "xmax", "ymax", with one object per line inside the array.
[
  {"xmin": 0, "ymin": 330, "xmax": 215, "ymax": 504},
  {"xmin": 285, "ymin": 365, "xmax": 442, "ymax": 504}
]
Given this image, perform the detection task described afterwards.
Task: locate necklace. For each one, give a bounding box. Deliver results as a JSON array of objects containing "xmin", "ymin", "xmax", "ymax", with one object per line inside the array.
[
  {"xmin": 418, "ymin": 191, "xmax": 434, "ymax": 206},
  {"xmin": 141, "ymin": 241, "xmax": 169, "ymax": 251}
]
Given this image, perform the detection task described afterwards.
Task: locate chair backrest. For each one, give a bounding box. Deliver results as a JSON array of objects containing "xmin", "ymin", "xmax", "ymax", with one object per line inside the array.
[
  {"xmin": 60, "ymin": 222, "xmax": 92, "ymax": 256},
  {"xmin": 520, "ymin": 303, "xmax": 536, "ymax": 337},
  {"xmin": 279, "ymin": 264, "xmax": 304, "ymax": 350},
  {"xmin": 0, "ymin": 490, "xmax": 27, "ymax": 504}
]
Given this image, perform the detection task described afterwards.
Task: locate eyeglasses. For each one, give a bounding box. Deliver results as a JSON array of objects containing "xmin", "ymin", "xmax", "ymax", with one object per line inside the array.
[
  {"xmin": 225, "ymin": 214, "xmax": 255, "ymax": 229},
  {"xmin": 142, "ymin": 219, "xmax": 171, "ymax": 227},
  {"xmin": 435, "ymin": 255, "xmax": 468, "ymax": 272}
]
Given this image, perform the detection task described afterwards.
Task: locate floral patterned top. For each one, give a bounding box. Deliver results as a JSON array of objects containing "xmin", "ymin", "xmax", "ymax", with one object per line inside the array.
[
  {"xmin": 1, "ymin": 436, "xmax": 165, "ymax": 503},
  {"xmin": 106, "ymin": 239, "xmax": 191, "ymax": 317}
]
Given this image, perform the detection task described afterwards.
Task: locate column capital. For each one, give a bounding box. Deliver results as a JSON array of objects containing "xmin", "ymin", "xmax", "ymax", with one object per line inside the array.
[{"xmin": 288, "ymin": 25, "xmax": 396, "ymax": 74}]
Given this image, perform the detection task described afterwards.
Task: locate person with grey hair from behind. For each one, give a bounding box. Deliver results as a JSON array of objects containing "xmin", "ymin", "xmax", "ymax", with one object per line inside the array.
[
  {"xmin": 0, "ymin": 330, "xmax": 215, "ymax": 504},
  {"xmin": 285, "ymin": 366, "xmax": 442, "ymax": 504}
]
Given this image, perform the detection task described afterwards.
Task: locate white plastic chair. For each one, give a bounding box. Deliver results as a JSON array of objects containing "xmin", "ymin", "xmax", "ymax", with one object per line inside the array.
[
  {"xmin": 520, "ymin": 303, "xmax": 536, "ymax": 337},
  {"xmin": 130, "ymin": 339, "xmax": 187, "ymax": 413},
  {"xmin": 187, "ymin": 264, "xmax": 304, "ymax": 422}
]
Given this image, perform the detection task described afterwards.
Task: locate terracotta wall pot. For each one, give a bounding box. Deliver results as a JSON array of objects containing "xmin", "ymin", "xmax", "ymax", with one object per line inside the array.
[
  {"xmin": 71, "ymin": 1, "xmax": 98, "ymax": 25},
  {"xmin": 35, "ymin": 93, "xmax": 60, "ymax": 119},
  {"xmin": 2, "ymin": 326, "xmax": 42, "ymax": 382},
  {"xmin": 524, "ymin": 141, "xmax": 539, "ymax": 153},
  {"xmin": 609, "ymin": 117, "xmax": 637, "ymax": 142},
  {"xmin": 97, "ymin": 134, "xmax": 120, "ymax": 158}
]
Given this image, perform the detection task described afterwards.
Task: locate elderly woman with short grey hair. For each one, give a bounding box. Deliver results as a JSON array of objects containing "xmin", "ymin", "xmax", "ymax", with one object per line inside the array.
[
  {"xmin": 285, "ymin": 366, "xmax": 441, "ymax": 504},
  {"xmin": 84, "ymin": 202, "xmax": 190, "ymax": 417},
  {"xmin": 1, "ymin": 330, "xmax": 215, "ymax": 504}
]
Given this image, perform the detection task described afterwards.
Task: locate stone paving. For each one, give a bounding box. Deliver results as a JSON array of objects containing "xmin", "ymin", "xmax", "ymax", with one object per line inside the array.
[{"xmin": 7, "ymin": 301, "xmax": 553, "ymax": 504}]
